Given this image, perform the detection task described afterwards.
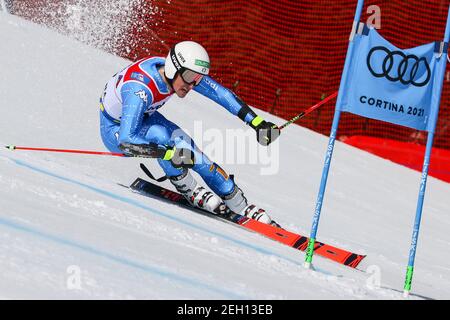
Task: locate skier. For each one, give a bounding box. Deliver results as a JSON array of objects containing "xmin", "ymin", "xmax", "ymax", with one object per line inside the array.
[{"xmin": 99, "ymin": 41, "xmax": 281, "ymax": 226}]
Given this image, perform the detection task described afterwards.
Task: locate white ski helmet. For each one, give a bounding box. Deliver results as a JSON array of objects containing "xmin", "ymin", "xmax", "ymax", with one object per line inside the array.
[{"xmin": 164, "ymin": 41, "xmax": 210, "ymax": 82}]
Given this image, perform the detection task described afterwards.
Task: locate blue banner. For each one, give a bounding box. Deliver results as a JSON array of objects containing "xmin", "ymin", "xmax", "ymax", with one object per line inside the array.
[{"xmin": 339, "ymin": 28, "xmax": 444, "ymax": 132}]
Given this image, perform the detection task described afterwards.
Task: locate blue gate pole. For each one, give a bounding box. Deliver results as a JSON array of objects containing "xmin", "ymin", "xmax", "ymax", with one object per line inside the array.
[
  {"xmin": 403, "ymin": 4, "xmax": 450, "ymax": 298},
  {"xmin": 402, "ymin": 133, "xmax": 434, "ymax": 298},
  {"xmin": 304, "ymin": 0, "xmax": 365, "ymax": 269}
]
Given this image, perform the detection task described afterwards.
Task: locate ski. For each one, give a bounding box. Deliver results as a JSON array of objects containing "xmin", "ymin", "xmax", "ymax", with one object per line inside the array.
[{"xmin": 130, "ymin": 177, "xmax": 366, "ymax": 269}]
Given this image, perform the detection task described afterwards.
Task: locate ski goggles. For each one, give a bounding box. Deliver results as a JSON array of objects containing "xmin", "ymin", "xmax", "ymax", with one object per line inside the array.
[{"xmin": 179, "ymin": 69, "xmax": 204, "ymax": 86}]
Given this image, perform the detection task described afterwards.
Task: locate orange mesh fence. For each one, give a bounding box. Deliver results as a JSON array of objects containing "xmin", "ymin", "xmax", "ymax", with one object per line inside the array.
[{"xmin": 10, "ymin": 0, "xmax": 450, "ymax": 149}]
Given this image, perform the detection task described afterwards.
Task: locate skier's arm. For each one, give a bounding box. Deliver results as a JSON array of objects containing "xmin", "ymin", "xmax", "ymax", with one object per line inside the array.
[
  {"xmin": 194, "ymin": 76, "xmax": 258, "ymax": 124},
  {"xmin": 194, "ymin": 76, "xmax": 280, "ymax": 145},
  {"xmin": 117, "ymin": 82, "xmax": 196, "ymax": 165},
  {"xmin": 117, "ymin": 82, "xmax": 166, "ymax": 157}
]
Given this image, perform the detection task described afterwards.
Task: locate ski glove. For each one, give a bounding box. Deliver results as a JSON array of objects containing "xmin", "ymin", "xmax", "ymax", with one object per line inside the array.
[
  {"xmin": 119, "ymin": 143, "xmax": 195, "ymax": 168},
  {"xmin": 119, "ymin": 142, "xmax": 167, "ymax": 158},
  {"xmin": 249, "ymin": 116, "xmax": 280, "ymax": 146}
]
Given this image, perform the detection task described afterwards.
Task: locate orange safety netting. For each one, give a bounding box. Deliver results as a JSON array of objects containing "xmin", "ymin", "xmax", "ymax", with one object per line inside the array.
[{"xmin": 10, "ymin": 0, "xmax": 450, "ymax": 149}]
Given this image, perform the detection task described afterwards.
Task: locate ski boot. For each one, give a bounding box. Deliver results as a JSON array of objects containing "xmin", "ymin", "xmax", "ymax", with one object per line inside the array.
[
  {"xmin": 169, "ymin": 170, "xmax": 222, "ymax": 213},
  {"xmin": 221, "ymin": 184, "xmax": 281, "ymax": 227}
]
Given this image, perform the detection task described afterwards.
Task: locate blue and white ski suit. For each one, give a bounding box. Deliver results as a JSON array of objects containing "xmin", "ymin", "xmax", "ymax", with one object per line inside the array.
[{"xmin": 99, "ymin": 57, "xmax": 257, "ymax": 197}]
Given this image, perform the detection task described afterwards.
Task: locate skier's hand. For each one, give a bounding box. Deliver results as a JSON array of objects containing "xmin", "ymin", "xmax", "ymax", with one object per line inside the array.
[
  {"xmin": 250, "ymin": 116, "xmax": 280, "ymax": 146},
  {"xmin": 163, "ymin": 147, "xmax": 195, "ymax": 169}
]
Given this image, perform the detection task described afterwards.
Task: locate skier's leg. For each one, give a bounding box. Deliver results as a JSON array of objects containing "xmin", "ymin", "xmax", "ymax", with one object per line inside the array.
[
  {"xmin": 144, "ymin": 113, "xmax": 224, "ymax": 211},
  {"xmin": 115, "ymin": 112, "xmax": 277, "ymax": 225},
  {"xmin": 147, "ymin": 115, "xmax": 275, "ymax": 224},
  {"xmin": 148, "ymin": 113, "xmax": 276, "ymax": 224},
  {"xmin": 146, "ymin": 114, "xmax": 236, "ymax": 195}
]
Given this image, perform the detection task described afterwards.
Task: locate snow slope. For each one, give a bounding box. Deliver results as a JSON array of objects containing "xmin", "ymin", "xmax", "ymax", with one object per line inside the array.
[{"xmin": 1, "ymin": 13, "xmax": 450, "ymax": 300}]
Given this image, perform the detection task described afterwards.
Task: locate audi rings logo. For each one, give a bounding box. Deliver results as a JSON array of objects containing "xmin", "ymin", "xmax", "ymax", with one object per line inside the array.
[{"xmin": 366, "ymin": 46, "xmax": 431, "ymax": 87}]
